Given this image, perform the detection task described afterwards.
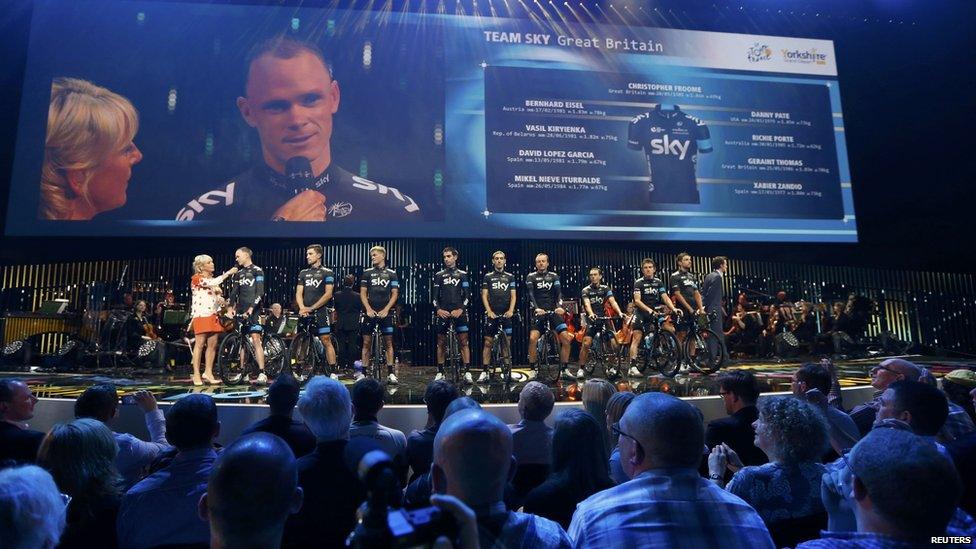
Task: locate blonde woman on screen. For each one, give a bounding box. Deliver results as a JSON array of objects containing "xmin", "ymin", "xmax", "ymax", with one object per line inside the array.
[{"xmin": 39, "ymin": 77, "xmax": 142, "ymax": 220}]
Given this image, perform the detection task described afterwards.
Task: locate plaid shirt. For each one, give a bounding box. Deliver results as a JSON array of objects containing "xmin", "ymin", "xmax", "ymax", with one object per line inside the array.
[
  {"xmin": 475, "ymin": 501, "xmax": 571, "ymax": 549},
  {"xmin": 568, "ymin": 468, "xmax": 774, "ymax": 548},
  {"xmin": 939, "ymin": 403, "xmax": 976, "ymax": 443}
]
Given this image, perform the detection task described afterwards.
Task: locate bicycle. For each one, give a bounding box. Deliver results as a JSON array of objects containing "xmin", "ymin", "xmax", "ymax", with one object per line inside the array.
[
  {"xmin": 485, "ymin": 312, "xmax": 518, "ymax": 383},
  {"xmin": 436, "ymin": 314, "xmax": 464, "ymax": 385},
  {"xmin": 634, "ymin": 313, "xmax": 682, "ymax": 377},
  {"xmin": 362, "ymin": 311, "xmax": 395, "ymax": 380},
  {"xmin": 580, "ymin": 316, "xmax": 626, "ymax": 379},
  {"xmin": 532, "ymin": 310, "xmax": 563, "ymax": 383},
  {"xmin": 217, "ymin": 314, "xmax": 288, "ymax": 384},
  {"xmin": 288, "ymin": 313, "xmax": 332, "ymax": 383},
  {"xmin": 677, "ymin": 310, "xmax": 725, "ymax": 375}
]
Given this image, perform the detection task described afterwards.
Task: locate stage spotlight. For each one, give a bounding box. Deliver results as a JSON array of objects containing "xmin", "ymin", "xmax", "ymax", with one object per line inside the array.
[
  {"xmin": 1, "ymin": 339, "xmax": 32, "ymax": 370},
  {"xmin": 53, "ymin": 338, "xmax": 84, "ymax": 371}
]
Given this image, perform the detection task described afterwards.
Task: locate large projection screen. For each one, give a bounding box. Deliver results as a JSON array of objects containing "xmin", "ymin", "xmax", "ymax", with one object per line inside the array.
[{"xmin": 6, "ymin": 0, "xmax": 856, "ymax": 242}]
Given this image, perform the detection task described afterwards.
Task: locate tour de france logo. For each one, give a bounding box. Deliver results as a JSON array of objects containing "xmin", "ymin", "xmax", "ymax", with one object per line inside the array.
[{"xmin": 747, "ymin": 42, "xmax": 772, "ymax": 62}]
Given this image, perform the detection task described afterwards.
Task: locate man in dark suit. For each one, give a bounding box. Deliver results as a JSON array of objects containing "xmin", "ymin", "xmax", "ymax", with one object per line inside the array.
[
  {"xmin": 282, "ymin": 376, "xmax": 366, "ymax": 549},
  {"xmin": 240, "ymin": 373, "xmax": 315, "ymax": 459},
  {"xmin": 0, "ymin": 379, "xmax": 44, "ymax": 465},
  {"xmin": 701, "ymin": 256, "xmax": 729, "ymax": 361},
  {"xmin": 332, "ymin": 274, "xmax": 363, "ymax": 372},
  {"xmin": 704, "ymin": 370, "xmax": 766, "ymax": 479}
]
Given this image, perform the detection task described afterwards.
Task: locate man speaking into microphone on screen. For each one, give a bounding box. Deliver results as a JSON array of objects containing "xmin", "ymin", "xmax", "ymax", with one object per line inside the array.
[{"xmin": 176, "ymin": 36, "xmax": 420, "ymax": 222}]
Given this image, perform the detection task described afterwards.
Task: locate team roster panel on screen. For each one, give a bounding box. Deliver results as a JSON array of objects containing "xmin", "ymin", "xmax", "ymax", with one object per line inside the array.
[{"xmin": 7, "ymin": 0, "xmax": 856, "ymax": 242}]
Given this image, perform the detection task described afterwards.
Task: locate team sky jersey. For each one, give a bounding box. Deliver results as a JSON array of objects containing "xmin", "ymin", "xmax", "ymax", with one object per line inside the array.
[
  {"xmin": 297, "ymin": 265, "xmax": 335, "ymax": 309},
  {"xmin": 361, "ymin": 267, "xmax": 399, "ymax": 310},
  {"xmin": 581, "ymin": 284, "xmax": 614, "ymax": 311},
  {"xmin": 669, "ymin": 270, "xmax": 701, "ymax": 307},
  {"xmin": 432, "ymin": 267, "xmax": 470, "ymax": 311},
  {"xmin": 482, "ymin": 270, "xmax": 516, "ymax": 313},
  {"xmin": 229, "ymin": 264, "xmax": 264, "ymax": 310},
  {"xmin": 628, "ymin": 104, "xmax": 712, "ymax": 204},
  {"xmin": 525, "ymin": 271, "xmax": 562, "ymax": 311},
  {"xmin": 634, "ymin": 276, "xmax": 668, "ymax": 308},
  {"xmin": 175, "ymin": 163, "xmax": 420, "ymax": 221}
]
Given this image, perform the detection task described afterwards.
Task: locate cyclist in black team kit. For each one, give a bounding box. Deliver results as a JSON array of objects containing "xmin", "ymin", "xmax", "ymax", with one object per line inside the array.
[
  {"xmin": 480, "ymin": 251, "xmax": 517, "ymax": 383},
  {"xmin": 630, "ymin": 258, "xmax": 680, "ymax": 376},
  {"xmin": 432, "ymin": 247, "xmax": 472, "ymax": 384},
  {"xmin": 525, "ymin": 253, "xmax": 574, "ymax": 380},
  {"xmin": 229, "ymin": 247, "xmax": 267, "ymax": 384},
  {"xmin": 174, "ymin": 37, "xmax": 419, "ymax": 222},
  {"xmin": 360, "ymin": 246, "xmax": 399, "ymax": 384},
  {"xmin": 576, "ymin": 267, "xmax": 625, "ymax": 379},
  {"xmin": 296, "ymin": 243, "xmax": 338, "ymax": 379},
  {"xmin": 669, "ymin": 252, "xmax": 705, "ymax": 352}
]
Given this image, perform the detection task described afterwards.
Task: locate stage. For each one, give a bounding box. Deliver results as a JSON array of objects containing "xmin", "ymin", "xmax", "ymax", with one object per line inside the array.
[{"xmin": 7, "ymin": 354, "xmax": 972, "ymax": 406}]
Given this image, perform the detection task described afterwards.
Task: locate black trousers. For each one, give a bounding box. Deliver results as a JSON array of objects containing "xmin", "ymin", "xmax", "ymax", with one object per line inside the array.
[
  {"xmin": 335, "ymin": 329, "xmax": 360, "ymax": 369},
  {"xmin": 706, "ymin": 309, "xmax": 730, "ymax": 360}
]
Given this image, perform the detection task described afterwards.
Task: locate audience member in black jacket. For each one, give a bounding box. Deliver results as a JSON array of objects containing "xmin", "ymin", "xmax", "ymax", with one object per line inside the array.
[
  {"xmin": 523, "ymin": 409, "xmax": 614, "ymax": 529},
  {"xmin": 282, "ymin": 377, "xmax": 366, "ymax": 549},
  {"xmin": 704, "ymin": 371, "xmax": 767, "ymax": 478},
  {"xmin": 0, "ymin": 379, "xmax": 44, "ymax": 466},
  {"xmin": 240, "ymin": 374, "xmax": 315, "ymax": 458}
]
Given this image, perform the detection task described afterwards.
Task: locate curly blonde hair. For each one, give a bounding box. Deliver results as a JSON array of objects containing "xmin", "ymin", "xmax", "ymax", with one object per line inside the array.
[{"xmin": 39, "ymin": 77, "xmax": 138, "ymax": 220}]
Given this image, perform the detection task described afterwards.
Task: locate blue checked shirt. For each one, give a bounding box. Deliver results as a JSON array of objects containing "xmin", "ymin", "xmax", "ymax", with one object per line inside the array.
[
  {"xmin": 474, "ymin": 501, "xmax": 571, "ymax": 549},
  {"xmin": 568, "ymin": 468, "xmax": 774, "ymax": 548}
]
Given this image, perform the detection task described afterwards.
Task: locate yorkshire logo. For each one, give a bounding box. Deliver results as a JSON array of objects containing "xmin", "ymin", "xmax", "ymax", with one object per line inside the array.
[
  {"xmin": 650, "ymin": 126, "xmax": 664, "ymax": 133},
  {"xmin": 329, "ymin": 201, "xmax": 353, "ymax": 218},
  {"xmin": 747, "ymin": 42, "xmax": 772, "ymax": 62},
  {"xmin": 781, "ymin": 48, "xmax": 828, "ymax": 65},
  {"xmin": 176, "ymin": 182, "xmax": 236, "ymax": 220}
]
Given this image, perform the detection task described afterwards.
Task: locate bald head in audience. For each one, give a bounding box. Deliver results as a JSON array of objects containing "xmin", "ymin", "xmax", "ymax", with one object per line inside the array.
[
  {"xmin": 200, "ymin": 433, "xmax": 303, "ymax": 549},
  {"xmin": 431, "ymin": 409, "xmax": 514, "ymax": 508},
  {"xmin": 620, "ymin": 392, "xmax": 704, "ymax": 478}
]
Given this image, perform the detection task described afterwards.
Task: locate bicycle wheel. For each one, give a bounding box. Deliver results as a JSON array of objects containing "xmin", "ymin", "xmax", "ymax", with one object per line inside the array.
[
  {"xmin": 288, "ymin": 334, "xmax": 319, "ymax": 383},
  {"xmin": 536, "ymin": 333, "xmax": 559, "ymax": 383},
  {"xmin": 648, "ymin": 330, "xmax": 681, "ymax": 377},
  {"xmin": 370, "ymin": 331, "xmax": 384, "ymax": 379},
  {"xmin": 217, "ymin": 333, "xmax": 246, "ymax": 384},
  {"xmin": 263, "ymin": 334, "xmax": 288, "ymax": 378},
  {"xmin": 583, "ymin": 337, "xmax": 600, "ymax": 377},
  {"xmin": 491, "ymin": 332, "xmax": 511, "ymax": 381},
  {"xmin": 686, "ymin": 328, "xmax": 725, "ymax": 375}
]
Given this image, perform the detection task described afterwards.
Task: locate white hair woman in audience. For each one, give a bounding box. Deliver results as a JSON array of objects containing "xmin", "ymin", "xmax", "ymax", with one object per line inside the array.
[
  {"xmin": 37, "ymin": 418, "xmax": 122, "ymax": 549},
  {"xmin": 39, "ymin": 77, "xmax": 142, "ymax": 220},
  {"xmin": 0, "ymin": 465, "xmax": 66, "ymax": 549},
  {"xmin": 708, "ymin": 396, "xmax": 829, "ymax": 544}
]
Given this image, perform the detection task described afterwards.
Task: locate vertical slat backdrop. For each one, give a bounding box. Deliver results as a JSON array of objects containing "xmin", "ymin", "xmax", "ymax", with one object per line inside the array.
[{"xmin": 1, "ymin": 240, "xmax": 974, "ymax": 361}]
